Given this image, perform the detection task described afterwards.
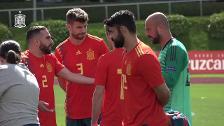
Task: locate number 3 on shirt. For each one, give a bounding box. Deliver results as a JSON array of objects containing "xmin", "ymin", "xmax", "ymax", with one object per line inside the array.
[
  {"xmin": 42, "ymin": 75, "xmax": 48, "ymax": 87},
  {"xmin": 76, "ymin": 63, "xmax": 84, "ymax": 75}
]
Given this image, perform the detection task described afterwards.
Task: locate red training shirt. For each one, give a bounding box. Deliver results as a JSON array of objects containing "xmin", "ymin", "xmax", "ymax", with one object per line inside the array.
[
  {"xmin": 121, "ymin": 41, "xmax": 168, "ymax": 126},
  {"xmin": 55, "ymin": 34, "xmax": 109, "ymax": 119},
  {"xmin": 22, "ymin": 50, "xmax": 64, "ymax": 126},
  {"xmin": 95, "ymin": 48, "xmax": 125, "ymax": 126}
]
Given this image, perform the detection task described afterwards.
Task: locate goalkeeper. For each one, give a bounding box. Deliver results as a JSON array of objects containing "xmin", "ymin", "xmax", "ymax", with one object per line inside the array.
[{"xmin": 145, "ymin": 12, "xmax": 192, "ymax": 126}]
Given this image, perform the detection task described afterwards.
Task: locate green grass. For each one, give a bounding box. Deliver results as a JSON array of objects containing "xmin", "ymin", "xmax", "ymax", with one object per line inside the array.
[
  {"xmin": 54, "ymin": 86, "xmax": 66, "ymax": 126},
  {"xmin": 191, "ymin": 84, "xmax": 224, "ymax": 126},
  {"xmin": 54, "ymin": 83, "xmax": 224, "ymax": 126}
]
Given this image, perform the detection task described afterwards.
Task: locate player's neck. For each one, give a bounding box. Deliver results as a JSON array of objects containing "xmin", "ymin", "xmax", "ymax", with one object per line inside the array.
[
  {"xmin": 125, "ymin": 35, "xmax": 138, "ymax": 52},
  {"xmin": 69, "ymin": 36, "xmax": 85, "ymax": 45},
  {"xmin": 160, "ymin": 35, "xmax": 172, "ymax": 49},
  {"xmin": 29, "ymin": 47, "xmax": 44, "ymax": 58}
]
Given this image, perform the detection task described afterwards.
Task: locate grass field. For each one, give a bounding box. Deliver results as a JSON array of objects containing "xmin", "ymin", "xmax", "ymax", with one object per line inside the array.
[
  {"xmin": 54, "ymin": 83, "xmax": 224, "ymax": 126},
  {"xmin": 191, "ymin": 84, "xmax": 224, "ymax": 126}
]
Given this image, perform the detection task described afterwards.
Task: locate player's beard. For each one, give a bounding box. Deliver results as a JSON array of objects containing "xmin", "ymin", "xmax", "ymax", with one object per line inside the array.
[
  {"xmin": 148, "ymin": 33, "xmax": 160, "ymax": 44},
  {"xmin": 39, "ymin": 42, "xmax": 52, "ymax": 54},
  {"xmin": 71, "ymin": 32, "xmax": 86, "ymax": 40},
  {"xmin": 112, "ymin": 30, "xmax": 125, "ymax": 48}
]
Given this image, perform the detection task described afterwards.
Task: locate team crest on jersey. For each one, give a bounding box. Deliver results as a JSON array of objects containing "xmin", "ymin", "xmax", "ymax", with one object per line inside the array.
[
  {"xmin": 46, "ymin": 62, "xmax": 52, "ymax": 72},
  {"xmin": 14, "ymin": 11, "xmax": 26, "ymax": 28},
  {"xmin": 126, "ymin": 64, "xmax": 132, "ymax": 76},
  {"xmin": 86, "ymin": 49, "xmax": 95, "ymax": 60}
]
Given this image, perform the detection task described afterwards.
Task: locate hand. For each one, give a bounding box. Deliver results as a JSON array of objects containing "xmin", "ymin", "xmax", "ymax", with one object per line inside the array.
[
  {"xmin": 105, "ymin": 28, "xmax": 115, "ymax": 49},
  {"xmin": 38, "ymin": 100, "xmax": 54, "ymax": 112},
  {"xmin": 91, "ymin": 122, "xmax": 99, "ymax": 126}
]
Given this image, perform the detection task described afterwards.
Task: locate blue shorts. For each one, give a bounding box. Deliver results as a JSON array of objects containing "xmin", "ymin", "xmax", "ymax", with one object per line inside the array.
[
  {"xmin": 66, "ymin": 117, "xmax": 91, "ymax": 126},
  {"xmin": 23, "ymin": 124, "xmax": 39, "ymax": 126}
]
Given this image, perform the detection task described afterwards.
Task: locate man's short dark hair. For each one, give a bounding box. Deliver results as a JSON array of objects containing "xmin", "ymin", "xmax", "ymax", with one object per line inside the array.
[
  {"xmin": 104, "ymin": 10, "xmax": 136, "ymax": 33},
  {"xmin": 26, "ymin": 26, "xmax": 47, "ymax": 42},
  {"xmin": 66, "ymin": 8, "xmax": 89, "ymax": 24}
]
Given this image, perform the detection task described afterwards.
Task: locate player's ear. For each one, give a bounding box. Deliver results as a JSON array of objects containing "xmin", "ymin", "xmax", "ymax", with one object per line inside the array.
[
  {"xmin": 29, "ymin": 36, "xmax": 39, "ymax": 46},
  {"xmin": 66, "ymin": 23, "xmax": 72, "ymax": 32},
  {"xmin": 157, "ymin": 24, "xmax": 162, "ymax": 36},
  {"xmin": 35, "ymin": 41, "xmax": 39, "ymax": 47},
  {"xmin": 33, "ymin": 37, "xmax": 40, "ymax": 47},
  {"xmin": 119, "ymin": 26, "xmax": 128, "ymax": 34}
]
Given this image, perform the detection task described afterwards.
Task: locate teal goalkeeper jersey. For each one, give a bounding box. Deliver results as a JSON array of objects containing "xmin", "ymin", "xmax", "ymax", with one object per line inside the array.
[{"xmin": 159, "ymin": 38, "xmax": 192, "ymax": 125}]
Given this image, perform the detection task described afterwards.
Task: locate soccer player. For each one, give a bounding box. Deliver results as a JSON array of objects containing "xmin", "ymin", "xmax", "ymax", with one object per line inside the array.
[
  {"xmin": 145, "ymin": 12, "xmax": 192, "ymax": 125},
  {"xmin": 54, "ymin": 8, "xmax": 109, "ymax": 126},
  {"xmin": 91, "ymin": 26, "xmax": 124, "ymax": 126},
  {"xmin": 23, "ymin": 25, "xmax": 94, "ymax": 126},
  {"xmin": 0, "ymin": 40, "xmax": 39, "ymax": 126},
  {"xmin": 104, "ymin": 10, "xmax": 170, "ymax": 126}
]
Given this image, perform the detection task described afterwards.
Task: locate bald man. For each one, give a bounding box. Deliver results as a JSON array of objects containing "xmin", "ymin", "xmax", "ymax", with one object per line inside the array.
[{"xmin": 145, "ymin": 12, "xmax": 192, "ymax": 125}]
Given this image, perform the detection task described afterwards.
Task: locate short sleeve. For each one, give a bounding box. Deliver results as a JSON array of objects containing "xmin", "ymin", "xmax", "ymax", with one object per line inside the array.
[
  {"xmin": 0, "ymin": 71, "xmax": 7, "ymax": 97},
  {"xmin": 52, "ymin": 54, "xmax": 65, "ymax": 74},
  {"xmin": 137, "ymin": 54, "xmax": 164, "ymax": 88},
  {"xmin": 99, "ymin": 39, "xmax": 109, "ymax": 55},
  {"xmin": 94, "ymin": 54, "xmax": 108, "ymax": 86},
  {"xmin": 0, "ymin": 66, "xmax": 13, "ymax": 97},
  {"xmin": 162, "ymin": 46, "xmax": 188, "ymax": 88},
  {"xmin": 54, "ymin": 47, "xmax": 63, "ymax": 63}
]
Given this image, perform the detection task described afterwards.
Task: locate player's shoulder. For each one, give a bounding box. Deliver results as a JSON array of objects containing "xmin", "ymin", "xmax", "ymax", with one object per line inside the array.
[
  {"xmin": 56, "ymin": 38, "xmax": 69, "ymax": 49},
  {"xmin": 0, "ymin": 64, "xmax": 18, "ymax": 73},
  {"xmin": 87, "ymin": 34, "xmax": 104, "ymax": 42},
  {"xmin": 0, "ymin": 64, "xmax": 9, "ymax": 70},
  {"xmin": 163, "ymin": 39, "xmax": 186, "ymax": 54},
  {"xmin": 98, "ymin": 49, "xmax": 117, "ymax": 61},
  {"xmin": 43, "ymin": 53, "xmax": 57, "ymax": 62},
  {"xmin": 166, "ymin": 39, "xmax": 188, "ymax": 58},
  {"xmin": 98, "ymin": 50, "xmax": 113, "ymax": 60},
  {"xmin": 135, "ymin": 41, "xmax": 155, "ymax": 57},
  {"xmin": 170, "ymin": 38, "xmax": 186, "ymax": 50},
  {"xmin": 0, "ymin": 65, "xmax": 14, "ymax": 79}
]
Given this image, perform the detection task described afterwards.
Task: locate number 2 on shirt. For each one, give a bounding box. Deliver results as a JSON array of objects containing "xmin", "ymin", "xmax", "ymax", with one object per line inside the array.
[{"xmin": 42, "ymin": 75, "xmax": 48, "ymax": 88}]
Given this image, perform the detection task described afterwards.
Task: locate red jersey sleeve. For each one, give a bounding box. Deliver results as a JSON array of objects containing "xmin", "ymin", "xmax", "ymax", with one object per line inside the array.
[
  {"xmin": 94, "ymin": 54, "xmax": 108, "ymax": 86},
  {"xmin": 51, "ymin": 54, "xmax": 64, "ymax": 75},
  {"xmin": 99, "ymin": 39, "xmax": 109, "ymax": 55},
  {"xmin": 137, "ymin": 54, "xmax": 164, "ymax": 88},
  {"xmin": 54, "ymin": 48, "xmax": 67, "ymax": 91},
  {"xmin": 54, "ymin": 47, "xmax": 63, "ymax": 63}
]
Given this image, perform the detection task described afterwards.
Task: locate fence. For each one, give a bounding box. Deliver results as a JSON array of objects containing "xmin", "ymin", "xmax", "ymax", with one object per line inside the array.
[{"xmin": 0, "ymin": 0, "xmax": 223, "ymax": 27}]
